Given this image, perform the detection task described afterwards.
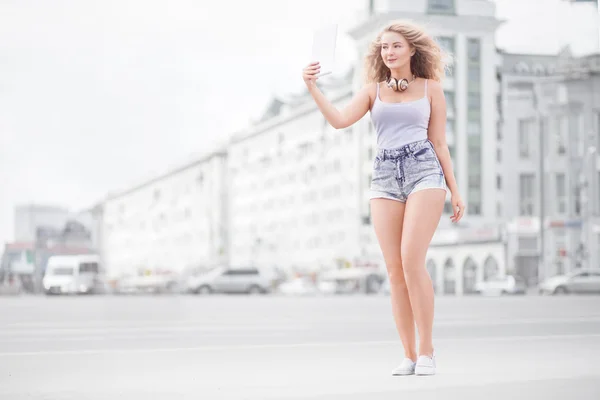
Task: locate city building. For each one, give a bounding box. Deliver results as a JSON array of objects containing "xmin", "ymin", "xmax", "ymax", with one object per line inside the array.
[
  {"xmin": 499, "ymin": 48, "xmax": 600, "ymax": 284},
  {"xmin": 13, "ymin": 204, "xmax": 70, "ymax": 243},
  {"xmin": 100, "ymin": 151, "xmax": 228, "ymax": 280},
  {"xmin": 227, "ymin": 73, "xmax": 362, "ymax": 272}
]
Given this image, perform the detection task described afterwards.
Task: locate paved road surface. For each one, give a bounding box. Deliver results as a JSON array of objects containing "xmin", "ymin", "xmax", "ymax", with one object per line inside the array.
[{"xmin": 1, "ymin": 294, "xmax": 599, "ymax": 399}]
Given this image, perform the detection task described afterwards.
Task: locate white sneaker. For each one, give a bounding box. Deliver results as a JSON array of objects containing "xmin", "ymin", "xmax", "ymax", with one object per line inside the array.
[
  {"xmin": 415, "ymin": 351, "xmax": 436, "ymax": 376},
  {"xmin": 391, "ymin": 357, "xmax": 416, "ymax": 376}
]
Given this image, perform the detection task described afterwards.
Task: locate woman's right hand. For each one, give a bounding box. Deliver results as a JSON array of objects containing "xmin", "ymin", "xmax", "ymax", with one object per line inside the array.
[{"xmin": 302, "ymin": 61, "xmax": 320, "ymax": 88}]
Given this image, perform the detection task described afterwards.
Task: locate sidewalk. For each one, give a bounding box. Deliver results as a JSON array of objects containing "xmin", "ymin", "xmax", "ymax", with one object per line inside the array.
[{"xmin": 1, "ymin": 331, "xmax": 599, "ymax": 399}]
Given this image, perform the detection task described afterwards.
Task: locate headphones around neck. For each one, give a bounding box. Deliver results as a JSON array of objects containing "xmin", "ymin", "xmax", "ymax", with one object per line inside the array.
[{"xmin": 386, "ymin": 75, "xmax": 415, "ymax": 92}]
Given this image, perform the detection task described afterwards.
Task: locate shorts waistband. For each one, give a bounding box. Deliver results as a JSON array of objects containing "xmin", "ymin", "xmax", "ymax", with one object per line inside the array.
[{"xmin": 376, "ymin": 139, "xmax": 431, "ymax": 160}]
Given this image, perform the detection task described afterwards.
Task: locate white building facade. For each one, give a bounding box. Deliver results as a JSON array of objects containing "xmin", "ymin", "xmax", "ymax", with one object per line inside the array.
[
  {"xmin": 100, "ymin": 152, "xmax": 228, "ymax": 279},
  {"xmin": 228, "ymin": 80, "xmax": 364, "ymax": 272},
  {"xmin": 500, "ymin": 50, "xmax": 600, "ymax": 284}
]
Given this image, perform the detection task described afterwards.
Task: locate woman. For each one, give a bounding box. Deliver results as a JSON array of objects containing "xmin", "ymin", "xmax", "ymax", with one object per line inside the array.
[{"xmin": 302, "ymin": 20, "xmax": 465, "ymax": 376}]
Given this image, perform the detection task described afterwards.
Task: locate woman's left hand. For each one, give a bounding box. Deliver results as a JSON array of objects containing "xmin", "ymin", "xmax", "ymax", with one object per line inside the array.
[{"xmin": 450, "ymin": 192, "xmax": 465, "ymax": 223}]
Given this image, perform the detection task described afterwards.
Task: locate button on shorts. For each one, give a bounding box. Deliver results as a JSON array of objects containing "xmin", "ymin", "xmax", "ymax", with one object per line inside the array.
[{"xmin": 369, "ymin": 139, "xmax": 447, "ymax": 203}]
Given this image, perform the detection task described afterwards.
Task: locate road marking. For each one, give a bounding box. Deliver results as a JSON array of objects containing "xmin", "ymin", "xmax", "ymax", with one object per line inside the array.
[
  {"xmin": 1, "ymin": 333, "xmax": 599, "ymax": 357},
  {"xmin": 3, "ymin": 316, "xmax": 600, "ymax": 332},
  {"xmin": 0, "ymin": 325, "xmax": 311, "ymax": 336}
]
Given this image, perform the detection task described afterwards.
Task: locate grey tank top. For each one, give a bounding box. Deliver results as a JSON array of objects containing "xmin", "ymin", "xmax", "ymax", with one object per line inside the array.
[{"xmin": 370, "ymin": 79, "xmax": 431, "ymax": 149}]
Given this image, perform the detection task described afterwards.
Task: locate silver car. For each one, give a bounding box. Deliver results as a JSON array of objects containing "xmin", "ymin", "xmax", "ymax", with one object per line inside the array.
[
  {"xmin": 539, "ymin": 269, "xmax": 600, "ymax": 295},
  {"xmin": 187, "ymin": 266, "xmax": 272, "ymax": 295}
]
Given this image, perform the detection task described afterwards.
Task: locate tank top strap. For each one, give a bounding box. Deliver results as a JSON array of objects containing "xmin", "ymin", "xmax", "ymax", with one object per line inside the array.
[{"xmin": 424, "ymin": 79, "xmax": 428, "ymax": 98}]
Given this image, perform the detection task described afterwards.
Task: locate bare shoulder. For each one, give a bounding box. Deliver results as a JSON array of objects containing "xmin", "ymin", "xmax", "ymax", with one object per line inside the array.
[
  {"xmin": 426, "ymin": 79, "xmax": 444, "ymax": 99},
  {"xmin": 364, "ymin": 82, "xmax": 379, "ymax": 110},
  {"xmin": 361, "ymin": 81, "xmax": 378, "ymax": 96}
]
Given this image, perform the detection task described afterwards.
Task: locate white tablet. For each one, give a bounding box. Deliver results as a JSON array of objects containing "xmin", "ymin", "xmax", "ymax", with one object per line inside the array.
[{"xmin": 311, "ymin": 24, "xmax": 338, "ymax": 77}]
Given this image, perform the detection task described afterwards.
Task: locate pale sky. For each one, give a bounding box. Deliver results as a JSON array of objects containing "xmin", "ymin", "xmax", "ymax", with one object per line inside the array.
[{"xmin": 0, "ymin": 0, "xmax": 597, "ymax": 249}]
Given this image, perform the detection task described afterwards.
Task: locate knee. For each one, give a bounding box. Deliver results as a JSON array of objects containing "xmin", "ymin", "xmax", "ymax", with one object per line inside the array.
[
  {"xmin": 400, "ymin": 246, "xmax": 422, "ymax": 281},
  {"xmin": 386, "ymin": 260, "xmax": 407, "ymax": 289}
]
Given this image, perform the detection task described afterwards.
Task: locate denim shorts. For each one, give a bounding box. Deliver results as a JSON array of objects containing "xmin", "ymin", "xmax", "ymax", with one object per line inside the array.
[{"xmin": 369, "ymin": 139, "xmax": 447, "ymax": 203}]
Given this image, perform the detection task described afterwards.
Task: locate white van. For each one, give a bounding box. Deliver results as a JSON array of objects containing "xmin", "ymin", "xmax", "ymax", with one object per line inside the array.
[{"xmin": 43, "ymin": 254, "xmax": 102, "ymax": 295}]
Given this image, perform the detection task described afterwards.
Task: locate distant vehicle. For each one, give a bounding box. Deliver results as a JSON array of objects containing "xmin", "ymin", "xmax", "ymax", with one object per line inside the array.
[
  {"xmin": 319, "ymin": 268, "xmax": 385, "ymax": 295},
  {"xmin": 277, "ymin": 277, "xmax": 321, "ymax": 296},
  {"xmin": 539, "ymin": 269, "xmax": 600, "ymax": 295},
  {"xmin": 43, "ymin": 254, "xmax": 102, "ymax": 295},
  {"xmin": 474, "ymin": 274, "xmax": 527, "ymax": 296},
  {"xmin": 276, "ymin": 277, "xmax": 336, "ymax": 296},
  {"xmin": 187, "ymin": 266, "xmax": 273, "ymax": 295},
  {"xmin": 115, "ymin": 273, "xmax": 179, "ymax": 295}
]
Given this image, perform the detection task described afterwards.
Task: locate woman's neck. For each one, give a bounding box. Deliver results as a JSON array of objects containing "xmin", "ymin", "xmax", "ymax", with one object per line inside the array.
[{"xmin": 389, "ymin": 67, "xmax": 413, "ymax": 81}]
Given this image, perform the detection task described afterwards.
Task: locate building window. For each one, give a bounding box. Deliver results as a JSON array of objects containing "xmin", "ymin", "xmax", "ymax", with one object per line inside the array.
[
  {"xmin": 518, "ymin": 237, "xmax": 538, "ymax": 252},
  {"xmin": 597, "ymin": 171, "xmax": 600, "ymax": 216},
  {"xmin": 556, "ymin": 115, "xmax": 568, "ymax": 155},
  {"xmin": 497, "ymin": 148, "xmax": 502, "ymax": 163},
  {"xmin": 437, "ymin": 37, "xmax": 455, "ymax": 53},
  {"xmin": 496, "ymin": 175, "xmax": 502, "ymax": 190},
  {"xmin": 497, "ymin": 121, "xmax": 503, "ymax": 140},
  {"xmin": 596, "ymin": 111, "xmax": 600, "ymax": 150},
  {"xmin": 468, "ymin": 66, "xmax": 480, "ymax": 91},
  {"xmin": 519, "ymin": 119, "xmax": 533, "ymax": 158},
  {"xmin": 469, "ymin": 174, "xmax": 481, "ymax": 188},
  {"xmin": 466, "ymin": 39, "xmax": 482, "ymax": 216},
  {"xmin": 467, "ymin": 93, "xmax": 480, "ymax": 120},
  {"xmin": 467, "ymin": 38, "xmax": 481, "ymax": 63},
  {"xmin": 467, "ymin": 121, "xmax": 481, "ymax": 136},
  {"xmin": 444, "ymin": 201, "xmax": 453, "ymax": 214},
  {"xmin": 449, "ymin": 146, "xmax": 456, "ymax": 161},
  {"xmin": 598, "ymin": 233, "xmax": 600, "ymax": 263},
  {"xmin": 446, "ymin": 120, "xmax": 455, "ymax": 144},
  {"xmin": 449, "ymin": 145, "xmax": 456, "ymax": 177},
  {"xmin": 444, "ymin": 91, "xmax": 455, "ymax": 116},
  {"xmin": 519, "ymin": 174, "xmax": 535, "ymax": 216},
  {"xmin": 556, "ymin": 173, "xmax": 566, "ymax": 214},
  {"xmin": 428, "ymin": 0, "xmax": 456, "ymax": 15}
]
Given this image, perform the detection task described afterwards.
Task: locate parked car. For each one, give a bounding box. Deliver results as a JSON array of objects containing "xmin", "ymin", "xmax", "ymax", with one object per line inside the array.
[
  {"xmin": 115, "ymin": 273, "xmax": 179, "ymax": 295},
  {"xmin": 277, "ymin": 277, "xmax": 321, "ymax": 296},
  {"xmin": 539, "ymin": 269, "xmax": 600, "ymax": 295},
  {"xmin": 319, "ymin": 268, "xmax": 385, "ymax": 295},
  {"xmin": 187, "ymin": 266, "xmax": 273, "ymax": 295},
  {"xmin": 474, "ymin": 274, "xmax": 527, "ymax": 296},
  {"xmin": 43, "ymin": 254, "xmax": 103, "ymax": 295}
]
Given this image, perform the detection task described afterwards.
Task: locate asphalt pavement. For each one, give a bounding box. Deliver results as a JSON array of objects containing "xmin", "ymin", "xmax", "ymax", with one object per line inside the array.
[{"xmin": 0, "ymin": 294, "xmax": 599, "ymax": 399}]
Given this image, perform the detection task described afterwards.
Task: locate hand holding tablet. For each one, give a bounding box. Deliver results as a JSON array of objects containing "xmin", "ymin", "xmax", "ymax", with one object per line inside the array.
[{"xmin": 302, "ymin": 24, "xmax": 338, "ymax": 87}]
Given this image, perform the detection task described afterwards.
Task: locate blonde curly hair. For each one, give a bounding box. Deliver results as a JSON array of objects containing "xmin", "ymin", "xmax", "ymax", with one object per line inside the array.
[{"xmin": 364, "ymin": 20, "xmax": 451, "ymax": 84}]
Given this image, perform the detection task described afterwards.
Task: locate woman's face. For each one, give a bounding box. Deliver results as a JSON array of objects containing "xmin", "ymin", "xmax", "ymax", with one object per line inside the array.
[{"xmin": 380, "ymin": 31, "xmax": 413, "ymax": 70}]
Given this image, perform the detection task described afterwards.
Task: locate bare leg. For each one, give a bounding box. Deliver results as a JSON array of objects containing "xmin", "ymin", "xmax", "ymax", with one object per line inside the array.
[
  {"xmin": 370, "ymin": 198, "xmax": 417, "ymax": 361},
  {"xmin": 401, "ymin": 189, "xmax": 445, "ymax": 356}
]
